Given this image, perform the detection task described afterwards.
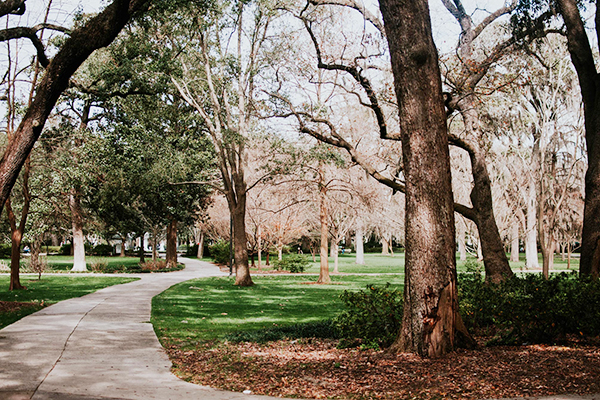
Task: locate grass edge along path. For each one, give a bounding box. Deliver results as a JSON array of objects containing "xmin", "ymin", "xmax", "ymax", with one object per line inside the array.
[
  {"xmin": 151, "ymin": 275, "xmax": 403, "ymax": 348},
  {"xmin": 0, "ymin": 275, "xmax": 139, "ymax": 329}
]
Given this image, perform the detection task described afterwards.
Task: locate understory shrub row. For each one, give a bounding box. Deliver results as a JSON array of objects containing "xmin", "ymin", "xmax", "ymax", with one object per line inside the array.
[
  {"xmin": 89, "ymin": 260, "xmax": 184, "ymax": 273},
  {"xmin": 208, "ymin": 240, "xmax": 231, "ymax": 265},
  {"xmin": 459, "ymin": 269, "xmax": 600, "ymax": 345},
  {"xmin": 227, "ymin": 270, "xmax": 600, "ymax": 348}
]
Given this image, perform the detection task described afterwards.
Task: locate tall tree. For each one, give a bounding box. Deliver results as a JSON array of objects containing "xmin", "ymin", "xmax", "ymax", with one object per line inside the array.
[{"xmin": 0, "ymin": 0, "xmax": 152, "ymax": 218}]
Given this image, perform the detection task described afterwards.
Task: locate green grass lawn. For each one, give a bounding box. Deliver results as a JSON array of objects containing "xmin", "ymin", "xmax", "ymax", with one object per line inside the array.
[
  {"xmin": 249, "ymin": 252, "xmax": 580, "ymax": 274},
  {"xmin": 0, "ymin": 275, "xmax": 139, "ymax": 329},
  {"xmin": 152, "ymin": 275, "xmax": 402, "ymax": 348}
]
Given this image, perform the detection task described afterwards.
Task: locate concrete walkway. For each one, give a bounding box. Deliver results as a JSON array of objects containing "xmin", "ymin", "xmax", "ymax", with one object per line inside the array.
[{"xmin": 0, "ymin": 258, "xmax": 274, "ymax": 400}]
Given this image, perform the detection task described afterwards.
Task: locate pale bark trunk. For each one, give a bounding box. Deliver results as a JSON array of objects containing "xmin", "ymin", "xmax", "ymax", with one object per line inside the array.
[
  {"xmin": 278, "ymin": 241, "xmax": 283, "ymax": 261},
  {"xmin": 69, "ymin": 191, "xmax": 87, "ymax": 272},
  {"xmin": 257, "ymin": 225, "xmax": 262, "ymax": 270},
  {"xmin": 510, "ymin": 222, "xmax": 520, "ymax": 262},
  {"xmin": 476, "ymin": 237, "xmax": 483, "ymax": 261},
  {"xmin": 120, "ymin": 237, "xmax": 126, "ymax": 257},
  {"xmin": 526, "ymin": 184, "xmax": 539, "ymax": 269},
  {"xmin": 355, "ymin": 221, "xmax": 365, "ymax": 265},
  {"xmin": 332, "ymin": 241, "xmax": 339, "ymax": 273},
  {"xmin": 381, "ymin": 238, "xmax": 389, "ymax": 255},
  {"xmin": 380, "ymin": 0, "xmax": 474, "ymax": 356},
  {"xmin": 317, "ymin": 182, "xmax": 330, "ymax": 284}
]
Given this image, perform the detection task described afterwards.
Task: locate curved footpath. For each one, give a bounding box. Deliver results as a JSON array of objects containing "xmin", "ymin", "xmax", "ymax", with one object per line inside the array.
[
  {"xmin": 0, "ymin": 259, "xmax": 597, "ymax": 400},
  {"xmin": 0, "ymin": 258, "xmax": 274, "ymax": 400}
]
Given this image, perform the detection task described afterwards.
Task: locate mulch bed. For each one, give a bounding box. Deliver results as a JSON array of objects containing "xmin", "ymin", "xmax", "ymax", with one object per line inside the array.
[{"xmin": 167, "ymin": 338, "xmax": 600, "ymax": 399}]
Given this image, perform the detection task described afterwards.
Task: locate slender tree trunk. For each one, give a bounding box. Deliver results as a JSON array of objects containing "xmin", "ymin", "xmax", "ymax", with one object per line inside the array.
[
  {"xmin": 355, "ymin": 220, "xmax": 365, "ymax": 265},
  {"xmin": 197, "ymin": 231, "xmax": 204, "ymax": 258},
  {"xmin": 278, "ymin": 240, "xmax": 283, "ymax": 261},
  {"xmin": 166, "ymin": 219, "xmax": 178, "ymax": 268},
  {"xmin": 151, "ymin": 228, "xmax": 158, "ymax": 261},
  {"xmin": 120, "ymin": 237, "xmax": 126, "ymax": 257},
  {"xmin": 380, "ymin": 0, "xmax": 473, "ymax": 357},
  {"xmin": 266, "ymin": 252, "xmax": 270, "ymax": 266},
  {"xmin": 317, "ymin": 181, "xmax": 330, "ymax": 284},
  {"xmin": 332, "ymin": 241, "xmax": 339, "ymax": 273},
  {"xmin": 257, "ymin": 225, "xmax": 262, "ymax": 270},
  {"xmin": 6, "ymin": 198, "xmax": 24, "ymax": 290},
  {"xmin": 567, "ymin": 242, "xmax": 572, "ymax": 269},
  {"xmin": 526, "ymin": 184, "xmax": 539, "ymax": 269},
  {"xmin": 511, "ymin": 222, "xmax": 520, "ymax": 262},
  {"xmin": 458, "ymin": 223, "xmax": 467, "ymax": 262},
  {"xmin": 69, "ymin": 190, "xmax": 87, "ymax": 272},
  {"xmin": 138, "ymin": 234, "xmax": 145, "ymax": 263}
]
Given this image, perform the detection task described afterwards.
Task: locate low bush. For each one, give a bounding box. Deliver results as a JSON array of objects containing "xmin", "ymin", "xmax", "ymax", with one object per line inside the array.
[
  {"xmin": 208, "ymin": 240, "xmax": 231, "ymax": 265},
  {"xmin": 59, "ymin": 243, "xmax": 71, "ymax": 256},
  {"xmin": 92, "ymin": 244, "xmax": 114, "ymax": 256},
  {"xmin": 459, "ymin": 270, "xmax": 600, "ymax": 345},
  {"xmin": 90, "ymin": 260, "xmax": 109, "ymax": 272},
  {"xmin": 334, "ymin": 283, "xmax": 403, "ymax": 348},
  {"xmin": 272, "ymin": 254, "xmax": 309, "ymax": 273},
  {"xmin": 225, "ymin": 320, "xmax": 338, "ymax": 343},
  {"xmin": 140, "ymin": 260, "xmax": 167, "ymax": 271}
]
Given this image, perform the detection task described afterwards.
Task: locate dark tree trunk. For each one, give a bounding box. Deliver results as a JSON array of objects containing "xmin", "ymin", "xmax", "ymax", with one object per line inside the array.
[
  {"xmin": 379, "ymin": 0, "xmax": 474, "ymax": 357},
  {"xmin": 0, "ymin": 0, "xmax": 151, "ymax": 217},
  {"xmin": 166, "ymin": 219, "xmax": 178, "ymax": 268},
  {"xmin": 556, "ymin": 0, "xmax": 600, "ymax": 278},
  {"xmin": 138, "ymin": 234, "xmax": 145, "ymax": 263}
]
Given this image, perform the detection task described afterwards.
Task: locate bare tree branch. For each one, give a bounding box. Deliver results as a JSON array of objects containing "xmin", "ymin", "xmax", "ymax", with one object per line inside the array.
[{"xmin": 308, "ymin": 0, "xmax": 385, "ymax": 34}]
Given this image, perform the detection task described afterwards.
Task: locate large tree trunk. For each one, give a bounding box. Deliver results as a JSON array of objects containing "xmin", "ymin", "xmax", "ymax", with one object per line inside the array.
[
  {"xmin": 0, "ymin": 0, "xmax": 151, "ymax": 217},
  {"xmin": 355, "ymin": 220, "xmax": 365, "ymax": 265},
  {"xmin": 317, "ymin": 182, "xmax": 330, "ymax": 284},
  {"xmin": 380, "ymin": 0, "xmax": 473, "ymax": 357},
  {"xmin": 166, "ymin": 219, "xmax": 178, "ymax": 268},
  {"xmin": 151, "ymin": 227, "xmax": 159, "ymax": 261},
  {"xmin": 555, "ymin": 0, "xmax": 600, "ymax": 278}
]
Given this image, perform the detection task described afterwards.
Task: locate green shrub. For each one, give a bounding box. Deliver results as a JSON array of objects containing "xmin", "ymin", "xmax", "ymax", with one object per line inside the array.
[
  {"xmin": 334, "ymin": 283, "xmax": 403, "ymax": 348},
  {"xmin": 0, "ymin": 243, "xmax": 11, "ymax": 258},
  {"xmin": 92, "ymin": 244, "xmax": 114, "ymax": 256},
  {"xmin": 459, "ymin": 271, "xmax": 600, "ymax": 345},
  {"xmin": 59, "ymin": 243, "xmax": 72, "ymax": 255},
  {"xmin": 208, "ymin": 240, "xmax": 231, "ymax": 265},
  {"xmin": 225, "ymin": 320, "xmax": 338, "ymax": 343},
  {"xmin": 186, "ymin": 244, "xmax": 199, "ymax": 256},
  {"xmin": 272, "ymin": 254, "xmax": 309, "ymax": 273}
]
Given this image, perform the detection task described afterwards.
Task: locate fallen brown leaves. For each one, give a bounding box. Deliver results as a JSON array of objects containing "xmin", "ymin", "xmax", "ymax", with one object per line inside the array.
[
  {"xmin": 166, "ymin": 338, "xmax": 600, "ymax": 399},
  {"xmin": 0, "ymin": 300, "xmax": 41, "ymax": 313}
]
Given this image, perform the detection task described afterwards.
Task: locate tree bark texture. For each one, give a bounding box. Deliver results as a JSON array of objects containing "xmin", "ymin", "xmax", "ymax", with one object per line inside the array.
[
  {"xmin": 231, "ymin": 200, "xmax": 253, "ymax": 286},
  {"xmin": 197, "ymin": 231, "xmax": 204, "ymax": 258},
  {"xmin": 317, "ymin": 181, "xmax": 330, "ymax": 284},
  {"xmin": 556, "ymin": 0, "xmax": 600, "ymax": 278},
  {"xmin": 68, "ymin": 190, "xmax": 87, "ymax": 272},
  {"xmin": 379, "ymin": 0, "xmax": 473, "ymax": 357},
  {"xmin": 510, "ymin": 222, "xmax": 520, "ymax": 263},
  {"xmin": 0, "ymin": 0, "xmax": 151, "ymax": 217},
  {"xmin": 166, "ymin": 219, "xmax": 178, "ymax": 268}
]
